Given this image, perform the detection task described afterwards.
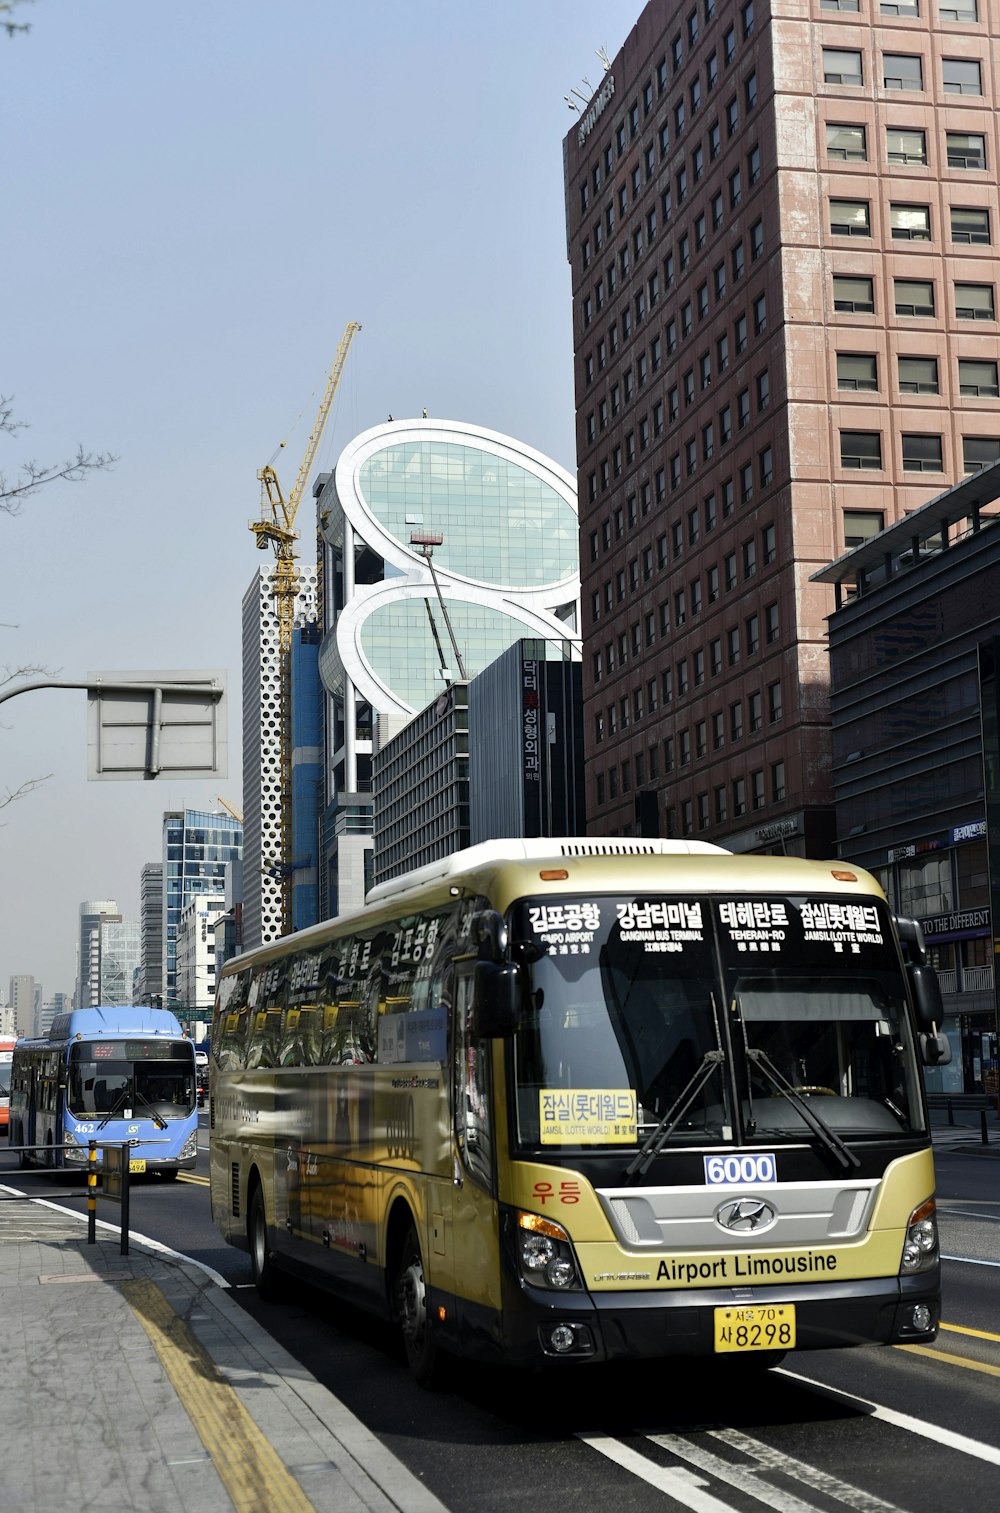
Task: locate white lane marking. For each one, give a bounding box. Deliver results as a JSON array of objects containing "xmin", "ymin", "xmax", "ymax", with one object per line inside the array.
[
  {"xmin": 706, "ymin": 1427, "xmax": 901, "ymax": 1512},
  {"xmin": 941, "ymin": 1208, "xmax": 1000, "ymax": 1223},
  {"xmin": 649, "ymin": 1432, "xmax": 861, "ymax": 1513},
  {"xmin": 942, "ymin": 1254, "xmax": 1000, "ymax": 1267},
  {"xmin": 778, "ymin": 1368, "xmax": 1000, "ymax": 1467},
  {"xmin": 577, "ymin": 1431, "xmax": 740, "ymax": 1512}
]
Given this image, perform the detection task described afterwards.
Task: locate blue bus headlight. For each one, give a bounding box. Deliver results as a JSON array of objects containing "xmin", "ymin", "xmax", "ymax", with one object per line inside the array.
[
  {"xmin": 180, "ymin": 1132, "xmax": 198, "ymax": 1161},
  {"xmin": 516, "ymin": 1212, "xmax": 583, "ymax": 1290},
  {"xmin": 900, "ymin": 1198, "xmax": 938, "ymax": 1273}
]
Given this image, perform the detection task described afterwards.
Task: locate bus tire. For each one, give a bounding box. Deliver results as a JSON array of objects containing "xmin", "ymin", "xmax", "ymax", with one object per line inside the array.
[
  {"xmin": 395, "ymin": 1222, "xmax": 444, "ymax": 1388},
  {"xmin": 248, "ymin": 1182, "xmax": 283, "ymax": 1301}
]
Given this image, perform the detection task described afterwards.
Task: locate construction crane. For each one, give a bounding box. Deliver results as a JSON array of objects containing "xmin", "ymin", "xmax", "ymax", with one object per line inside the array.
[
  {"xmin": 215, "ymin": 797, "xmax": 244, "ymax": 824},
  {"xmin": 251, "ymin": 320, "xmax": 361, "ymax": 934}
]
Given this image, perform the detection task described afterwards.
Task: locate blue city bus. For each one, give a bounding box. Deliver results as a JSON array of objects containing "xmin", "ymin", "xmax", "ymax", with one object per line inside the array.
[{"xmin": 8, "ymin": 1006, "xmax": 198, "ymax": 1178}]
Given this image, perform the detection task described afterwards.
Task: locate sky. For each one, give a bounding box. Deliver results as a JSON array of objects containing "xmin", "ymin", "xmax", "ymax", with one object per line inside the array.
[{"xmin": 2, "ymin": 0, "xmax": 639, "ymax": 998}]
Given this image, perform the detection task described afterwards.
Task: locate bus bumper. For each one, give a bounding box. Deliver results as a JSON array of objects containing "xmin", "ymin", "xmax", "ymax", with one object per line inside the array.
[{"xmin": 495, "ymin": 1269, "xmax": 941, "ymax": 1366}]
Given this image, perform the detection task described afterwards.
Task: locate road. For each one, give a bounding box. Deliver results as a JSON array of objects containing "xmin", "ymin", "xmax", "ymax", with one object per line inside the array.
[{"xmin": 4, "ymin": 1119, "xmax": 999, "ymax": 1512}]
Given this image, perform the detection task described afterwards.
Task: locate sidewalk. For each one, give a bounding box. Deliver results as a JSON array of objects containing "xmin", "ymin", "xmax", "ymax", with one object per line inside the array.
[
  {"xmin": 929, "ymin": 1106, "xmax": 1000, "ymax": 1156},
  {"xmin": 0, "ymin": 1189, "xmax": 450, "ymax": 1513}
]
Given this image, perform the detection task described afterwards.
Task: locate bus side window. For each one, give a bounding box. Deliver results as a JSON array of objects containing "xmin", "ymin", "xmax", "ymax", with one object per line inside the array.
[{"xmin": 454, "ymin": 971, "xmax": 494, "ymax": 1192}]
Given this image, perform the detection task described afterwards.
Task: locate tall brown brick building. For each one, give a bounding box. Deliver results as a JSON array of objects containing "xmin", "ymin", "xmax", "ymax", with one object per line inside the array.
[{"xmin": 564, "ymin": 0, "xmax": 998, "ymax": 856}]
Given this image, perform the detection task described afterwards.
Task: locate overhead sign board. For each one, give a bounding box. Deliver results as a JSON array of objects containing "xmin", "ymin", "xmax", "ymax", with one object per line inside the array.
[{"xmin": 86, "ymin": 669, "xmax": 227, "ymax": 780}]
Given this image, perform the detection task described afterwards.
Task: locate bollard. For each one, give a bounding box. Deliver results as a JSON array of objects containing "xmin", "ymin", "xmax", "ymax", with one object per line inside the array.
[
  {"xmin": 87, "ymin": 1140, "xmax": 97, "ymax": 1244},
  {"xmin": 981, "ymin": 1109, "xmax": 989, "ymax": 1146}
]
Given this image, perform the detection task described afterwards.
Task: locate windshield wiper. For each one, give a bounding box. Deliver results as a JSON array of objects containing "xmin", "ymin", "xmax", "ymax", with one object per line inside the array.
[
  {"xmin": 626, "ymin": 1050, "xmax": 725, "ymax": 1179},
  {"xmin": 746, "ymin": 1049, "xmax": 860, "ymax": 1171},
  {"xmin": 130, "ymin": 1084, "xmax": 168, "ymax": 1131},
  {"xmin": 96, "ymin": 1088, "xmax": 130, "ymax": 1132}
]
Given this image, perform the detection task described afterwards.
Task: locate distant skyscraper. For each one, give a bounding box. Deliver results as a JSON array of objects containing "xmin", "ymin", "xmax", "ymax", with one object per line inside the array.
[
  {"xmin": 75, "ymin": 901, "xmax": 120, "ymax": 1008},
  {"xmin": 8, "ymin": 974, "xmax": 37, "ymax": 1037},
  {"xmin": 137, "ymin": 862, "xmax": 164, "ymax": 1003},
  {"xmin": 175, "ymin": 893, "xmax": 226, "ymax": 1017},
  {"xmin": 241, "ymin": 563, "xmax": 318, "ymax": 952},
  {"xmin": 161, "ymin": 808, "xmax": 242, "ymax": 1006},
  {"xmin": 98, "ymin": 918, "xmax": 141, "ymax": 1006}
]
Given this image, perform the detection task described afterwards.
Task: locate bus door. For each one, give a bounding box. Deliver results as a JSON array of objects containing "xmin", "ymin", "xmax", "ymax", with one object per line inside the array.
[{"xmin": 449, "ymin": 968, "xmax": 503, "ymax": 1325}]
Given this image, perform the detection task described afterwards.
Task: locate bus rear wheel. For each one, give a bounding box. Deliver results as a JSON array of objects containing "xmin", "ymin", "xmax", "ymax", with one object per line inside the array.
[
  {"xmin": 248, "ymin": 1184, "xmax": 283, "ymax": 1301},
  {"xmin": 395, "ymin": 1223, "xmax": 444, "ymax": 1388}
]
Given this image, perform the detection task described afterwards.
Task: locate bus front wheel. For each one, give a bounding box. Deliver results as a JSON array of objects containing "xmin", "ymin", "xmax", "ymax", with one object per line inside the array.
[
  {"xmin": 248, "ymin": 1184, "xmax": 282, "ymax": 1302},
  {"xmin": 395, "ymin": 1223, "xmax": 444, "ymax": 1388}
]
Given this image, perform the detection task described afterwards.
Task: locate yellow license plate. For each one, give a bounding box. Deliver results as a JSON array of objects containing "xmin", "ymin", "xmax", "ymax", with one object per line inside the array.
[
  {"xmin": 714, "ymin": 1304, "xmax": 795, "ymax": 1353},
  {"xmin": 128, "ymin": 1159, "xmax": 146, "ymax": 1173}
]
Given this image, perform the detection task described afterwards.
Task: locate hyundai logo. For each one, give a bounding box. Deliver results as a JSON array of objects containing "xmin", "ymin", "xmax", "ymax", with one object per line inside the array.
[{"xmin": 716, "ymin": 1198, "xmax": 776, "ymax": 1233}]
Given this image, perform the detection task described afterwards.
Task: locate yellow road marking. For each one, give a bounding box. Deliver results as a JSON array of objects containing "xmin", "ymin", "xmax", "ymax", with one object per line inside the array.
[
  {"xmin": 121, "ymin": 1279, "xmax": 315, "ymax": 1513},
  {"xmin": 940, "ymin": 1320, "xmax": 1000, "ymax": 1344},
  {"xmin": 898, "ymin": 1343, "xmax": 1000, "ymax": 1379},
  {"xmin": 179, "ymin": 1172, "xmax": 210, "ymax": 1186}
]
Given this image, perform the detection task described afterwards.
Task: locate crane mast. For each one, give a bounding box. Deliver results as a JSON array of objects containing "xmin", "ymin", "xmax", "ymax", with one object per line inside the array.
[{"xmin": 251, "ymin": 320, "xmax": 361, "ymax": 934}]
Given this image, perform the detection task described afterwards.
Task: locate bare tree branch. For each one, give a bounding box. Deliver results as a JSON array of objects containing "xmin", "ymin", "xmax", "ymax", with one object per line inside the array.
[
  {"xmin": 1, "ymin": 0, "xmax": 33, "ymax": 38},
  {"xmin": 0, "ymin": 396, "xmax": 117, "ymax": 514},
  {"xmin": 0, "ymin": 774, "xmax": 51, "ymax": 812}
]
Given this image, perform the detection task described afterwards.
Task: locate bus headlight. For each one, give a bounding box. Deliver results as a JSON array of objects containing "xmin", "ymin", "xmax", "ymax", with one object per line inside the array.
[
  {"xmin": 180, "ymin": 1132, "xmax": 198, "ymax": 1160},
  {"xmin": 62, "ymin": 1133, "xmax": 88, "ymax": 1164},
  {"xmin": 516, "ymin": 1212, "xmax": 583, "ymax": 1291},
  {"xmin": 900, "ymin": 1198, "xmax": 938, "ymax": 1273}
]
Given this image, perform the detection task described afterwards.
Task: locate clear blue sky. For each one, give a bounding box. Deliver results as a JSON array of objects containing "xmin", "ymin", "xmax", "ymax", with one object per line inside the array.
[{"xmin": 2, "ymin": 0, "xmax": 637, "ymax": 998}]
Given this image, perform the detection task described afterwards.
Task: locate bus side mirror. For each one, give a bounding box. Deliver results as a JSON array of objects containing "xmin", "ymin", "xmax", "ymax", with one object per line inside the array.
[
  {"xmin": 472, "ymin": 962, "xmax": 521, "ymax": 1038},
  {"xmin": 909, "ymin": 962, "xmax": 943, "ymax": 1033},
  {"xmin": 920, "ymin": 1031, "xmax": 952, "ymax": 1066}
]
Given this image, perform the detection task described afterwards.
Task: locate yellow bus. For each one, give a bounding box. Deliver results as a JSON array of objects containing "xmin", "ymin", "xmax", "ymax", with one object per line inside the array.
[{"xmin": 209, "ymin": 838, "xmax": 949, "ymax": 1384}]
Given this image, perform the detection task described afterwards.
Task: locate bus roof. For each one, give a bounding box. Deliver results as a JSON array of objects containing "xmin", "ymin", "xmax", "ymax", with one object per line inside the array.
[
  {"xmin": 219, "ymin": 838, "xmax": 886, "ymax": 978},
  {"xmin": 44, "ymin": 1006, "xmax": 186, "ymax": 1043}
]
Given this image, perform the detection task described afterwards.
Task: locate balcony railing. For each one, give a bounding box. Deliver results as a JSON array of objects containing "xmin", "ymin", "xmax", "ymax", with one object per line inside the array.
[{"xmin": 938, "ymin": 965, "xmax": 994, "ymax": 995}]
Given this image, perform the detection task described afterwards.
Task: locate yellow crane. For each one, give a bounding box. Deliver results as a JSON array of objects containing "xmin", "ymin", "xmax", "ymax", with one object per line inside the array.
[
  {"xmin": 215, "ymin": 797, "xmax": 244, "ymax": 824},
  {"xmin": 251, "ymin": 320, "xmax": 361, "ymax": 933}
]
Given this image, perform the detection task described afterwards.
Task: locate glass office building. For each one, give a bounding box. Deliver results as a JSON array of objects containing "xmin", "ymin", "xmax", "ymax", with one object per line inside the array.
[
  {"xmin": 316, "ymin": 417, "xmax": 581, "ymax": 917},
  {"xmin": 161, "ymin": 808, "xmax": 242, "ymax": 1007}
]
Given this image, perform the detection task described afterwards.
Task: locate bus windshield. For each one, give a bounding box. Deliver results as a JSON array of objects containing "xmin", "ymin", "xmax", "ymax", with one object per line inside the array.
[
  {"xmin": 511, "ymin": 895, "xmax": 730, "ymax": 1147},
  {"xmin": 68, "ymin": 1044, "xmax": 196, "ymax": 1120},
  {"xmin": 509, "ymin": 892, "xmax": 925, "ymax": 1151}
]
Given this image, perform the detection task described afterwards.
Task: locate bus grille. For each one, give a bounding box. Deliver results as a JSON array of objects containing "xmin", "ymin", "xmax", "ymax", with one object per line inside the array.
[{"xmin": 231, "ymin": 1164, "xmax": 240, "ymax": 1218}]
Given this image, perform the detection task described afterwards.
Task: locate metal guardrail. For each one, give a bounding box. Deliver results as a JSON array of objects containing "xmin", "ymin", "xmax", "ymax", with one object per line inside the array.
[{"xmin": 3, "ymin": 1139, "xmax": 167, "ymax": 1254}]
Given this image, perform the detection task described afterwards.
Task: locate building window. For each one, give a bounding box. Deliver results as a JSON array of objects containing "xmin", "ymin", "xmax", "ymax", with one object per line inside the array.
[
  {"xmin": 894, "ymin": 278, "xmax": 934, "ymax": 316},
  {"xmin": 759, "ymin": 445, "xmax": 774, "ymax": 487},
  {"xmin": 890, "ymin": 203, "xmax": 930, "ymax": 240},
  {"xmin": 765, "ymin": 601, "xmax": 779, "ymax": 643},
  {"xmin": 887, "ymin": 127, "xmax": 926, "ymax": 164},
  {"xmin": 830, "ymin": 199, "xmax": 871, "ymax": 237},
  {"xmin": 838, "ymin": 352, "xmax": 878, "ymax": 390},
  {"xmin": 725, "ymin": 550, "xmax": 738, "ymax": 590},
  {"xmin": 898, "ymin": 355, "xmax": 938, "ymax": 393},
  {"xmin": 746, "ymin": 615, "xmax": 760, "ymax": 658},
  {"xmin": 740, "ymin": 462, "xmax": 753, "ymax": 503},
  {"xmin": 940, "ymin": 0, "xmax": 977, "ymax": 17},
  {"xmin": 771, "ymin": 761, "xmax": 786, "ymax": 803},
  {"xmin": 963, "ymin": 436, "xmax": 1000, "ymax": 472},
  {"xmin": 727, "ymin": 627, "xmax": 741, "ymax": 666},
  {"xmin": 901, "ymin": 433, "xmax": 943, "ymax": 471},
  {"xmin": 833, "ymin": 275, "xmax": 875, "ymax": 313},
  {"xmin": 951, "ymin": 207, "xmax": 990, "ymax": 244},
  {"xmin": 763, "ymin": 525, "xmax": 777, "ymax": 565},
  {"xmin": 768, "ymin": 681, "xmax": 784, "ymax": 724},
  {"xmin": 843, "ymin": 509, "xmax": 885, "ymax": 547},
  {"xmin": 959, "ymin": 359, "xmax": 1000, "ymax": 397},
  {"xmin": 955, "ymin": 282, "xmax": 995, "ymax": 319},
  {"xmin": 710, "ymin": 637, "xmax": 723, "ymax": 677},
  {"xmin": 729, "ymin": 167, "xmax": 742, "ymax": 207},
  {"xmin": 840, "ymin": 430, "xmax": 883, "ymax": 469},
  {"xmin": 753, "ymin": 295, "xmax": 767, "ymax": 335},
  {"xmin": 730, "ymin": 701, "xmax": 744, "ymax": 741},
  {"xmin": 826, "ymin": 123, "xmax": 867, "ymax": 161},
  {"xmin": 733, "ymin": 777, "xmax": 747, "ymax": 817},
  {"xmin": 715, "ymin": 785, "xmax": 728, "ymax": 824},
  {"xmin": 823, "ymin": 48, "xmax": 863, "ymax": 86},
  {"xmin": 942, "ymin": 58, "xmax": 982, "ymax": 95},
  {"xmin": 750, "ymin": 220, "xmax": 764, "ymax": 261},
  {"xmin": 947, "ymin": 132, "xmax": 986, "ymax": 170},
  {"xmin": 883, "ymin": 53, "xmax": 923, "ymax": 90}
]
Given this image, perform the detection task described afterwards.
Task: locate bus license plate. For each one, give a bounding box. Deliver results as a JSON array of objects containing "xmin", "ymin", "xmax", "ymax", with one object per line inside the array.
[
  {"xmin": 714, "ymin": 1304, "xmax": 795, "ymax": 1353},
  {"xmin": 128, "ymin": 1159, "xmax": 146, "ymax": 1173}
]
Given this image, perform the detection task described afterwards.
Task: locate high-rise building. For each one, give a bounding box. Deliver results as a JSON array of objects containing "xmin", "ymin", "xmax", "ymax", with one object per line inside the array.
[
  {"xmin": 175, "ymin": 894, "xmax": 226, "ymax": 1018},
  {"xmin": 75, "ymin": 902, "xmax": 120, "ymax": 1008},
  {"xmin": 8, "ymin": 974, "xmax": 37, "ymax": 1037},
  {"xmin": 564, "ymin": 0, "xmax": 1000, "ymax": 854},
  {"xmin": 315, "ymin": 417, "xmax": 581, "ymax": 917},
  {"xmin": 98, "ymin": 918, "xmax": 141, "ymax": 1006},
  {"xmin": 137, "ymin": 862, "xmax": 164, "ymax": 1004},
  {"xmin": 161, "ymin": 808, "xmax": 242, "ymax": 1006},
  {"xmin": 241, "ymin": 563, "xmax": 317, "ymax": 951}
]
